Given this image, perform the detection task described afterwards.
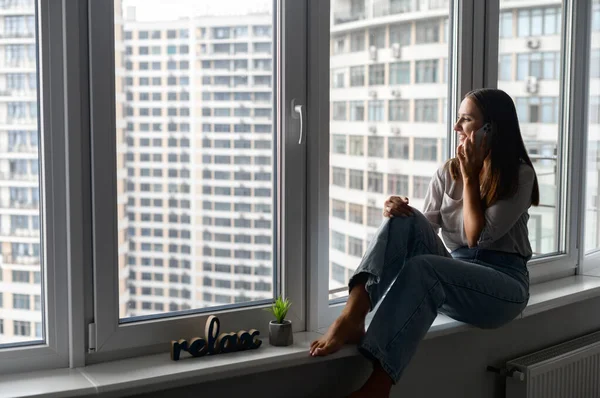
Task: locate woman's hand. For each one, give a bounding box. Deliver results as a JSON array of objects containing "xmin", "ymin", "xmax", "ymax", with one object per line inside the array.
[
  {"xmin": 457, "ymin": 129, "xmax": 487, "ymax": 181},
  {"xmin": 383, "ymin": 196, "xmax": 413, "ymax": 218}
]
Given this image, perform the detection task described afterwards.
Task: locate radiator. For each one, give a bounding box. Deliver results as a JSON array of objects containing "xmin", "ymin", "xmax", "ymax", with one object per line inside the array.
[{"xmin": 505, "ymin": 330, "xmax": 600, "ymax": 398}]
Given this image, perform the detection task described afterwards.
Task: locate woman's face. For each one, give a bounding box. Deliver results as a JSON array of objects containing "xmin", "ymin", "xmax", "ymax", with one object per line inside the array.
[{"xmin": 454, "ymin": 97, "xmax": 485, "ymax": 147}]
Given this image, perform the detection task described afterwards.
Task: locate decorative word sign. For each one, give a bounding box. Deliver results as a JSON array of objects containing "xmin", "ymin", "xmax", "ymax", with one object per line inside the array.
[{"xmin": 170, "ymin": 315, "xmax": 262, "ymax": 361}]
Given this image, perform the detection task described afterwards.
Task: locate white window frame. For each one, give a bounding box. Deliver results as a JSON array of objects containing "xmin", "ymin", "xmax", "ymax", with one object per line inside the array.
[
  {"xmin": 0, "ymin": 0, "xmax": 71, "ymax": 374},
  {"xmin": 308, "ymin": 0, "xmax": 585, "ymax": 332},
  {"xmin": 88, "ymin": 0, "xmax": 307, "ymax": 360}
]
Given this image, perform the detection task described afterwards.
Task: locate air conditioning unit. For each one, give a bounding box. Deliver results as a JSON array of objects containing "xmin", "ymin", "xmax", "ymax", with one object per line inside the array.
[
  {"xmin": 368, "ymin": 125, "xmax": 377, "ymax": 134},
  {"xmin": 391, "ymin": 127, "xmax": 401, "ymax": 135},
  {"xmin": 369, "ymin": 90, "xmax": 378, "ymax": 98},
  {"xmin": 392, "ymin": 43, "xmax": 401, "ymax": 58},
  {"xmin": 367, "ymin": 198, "xmax": 377, "ymax": 207},
  {"xmin": 526, "ymin": 38, "xmax": 541, "ymax": 50},
  {"xmin": 391, "ymin": 90, "xmax": 401, "ymax": 97},
  {"xmin": 369, "ymin": 45, "xmax": 378, "ymax": 61},
  {"xmin": 368, "ymin": 162, "xmax": 377, "ymax": 171},
  {"xmin": 526, "ymin": 76, "xmax": 539, "ymax": 94}
]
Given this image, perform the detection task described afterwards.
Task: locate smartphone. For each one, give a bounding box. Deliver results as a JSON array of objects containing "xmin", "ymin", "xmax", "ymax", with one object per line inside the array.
[{"xmin": 474, "ymin": 122, "xmax": 492, "ymax": 150}]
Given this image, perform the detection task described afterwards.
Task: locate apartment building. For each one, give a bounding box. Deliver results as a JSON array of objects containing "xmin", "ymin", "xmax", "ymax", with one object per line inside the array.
[
  {"xmin": 120, "ymin": 9, "xmax": 274, "ymax": 317},
  {"xmin": 0, "ymin": 0, "xmax": 41, "ymax": 344}
]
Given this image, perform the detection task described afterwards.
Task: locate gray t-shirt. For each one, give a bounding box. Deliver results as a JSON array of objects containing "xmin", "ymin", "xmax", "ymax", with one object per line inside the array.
[{"xmin": 422, "ymin": 162, "xmax": 535, "ymax": 259}]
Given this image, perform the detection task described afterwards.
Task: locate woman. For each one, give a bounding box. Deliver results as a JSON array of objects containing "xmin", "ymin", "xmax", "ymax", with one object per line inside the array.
[{"xmin": 309, "ymin": 88, "xmax": 539, "ymax": 398}]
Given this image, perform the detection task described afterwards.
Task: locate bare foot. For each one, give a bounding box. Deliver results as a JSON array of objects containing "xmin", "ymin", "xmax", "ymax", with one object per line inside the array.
[{"xmin": 309, "ymin": 314, "xmax": 365, "ymax": 357}]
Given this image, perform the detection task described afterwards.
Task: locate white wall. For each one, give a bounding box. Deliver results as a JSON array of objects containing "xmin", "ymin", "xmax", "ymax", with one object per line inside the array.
[{"xmin": 130, "ymin": 296, "xmax": 600, "ymax": 398}]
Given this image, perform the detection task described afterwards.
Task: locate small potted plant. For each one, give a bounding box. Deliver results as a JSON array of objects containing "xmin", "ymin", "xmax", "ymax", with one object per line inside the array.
[{"xmin": 265, "ymin": 296, "xmax": 293, "ymax": 346}]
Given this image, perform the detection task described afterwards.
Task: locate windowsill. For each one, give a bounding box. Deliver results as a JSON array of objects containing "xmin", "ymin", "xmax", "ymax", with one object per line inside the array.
[{"xmin": 3, "ymin": 274, "xmax": 600, "ymax": 398}]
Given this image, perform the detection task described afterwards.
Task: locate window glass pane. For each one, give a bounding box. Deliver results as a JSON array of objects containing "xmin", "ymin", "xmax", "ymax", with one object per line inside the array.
[
  {"xmin": 0, "ymin": 0, "xmax": 43, "ymax": 346},
  {"xmin": 329, "ymin": 2, "xmax": 450, "ymax": 299},
  {"xmin": 584, "ymin": 0, "xmax": 600, "ymax": 253},
  {"xmin": 115, "ymin": 2, "xmax": 275, "ymax": 319},
  {"xmin": 498, "ymin": 1, "xmax": 563, "ymax": 256}
]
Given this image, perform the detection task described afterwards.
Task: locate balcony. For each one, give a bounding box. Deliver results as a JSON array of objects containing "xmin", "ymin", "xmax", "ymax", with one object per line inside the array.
[
  {"xmin": 0, "ymin": 88, "xmax": 36, "ymax": 98},
  {"xmin": 373, "ymin": 0, "xmax": 413, "ymax": 17},
  {"xmin": 7, "ymin": 144, "xmax": 38, "ymax": 154},
  {"xmin": 1, "ymin": 253, "xmax": 39, "ymax": 265},
  {"xmin": 4, "ymin": 172, "xmax": 38, "ymax": 181},
  {"xmin": 0, "ymin": 0, "xmax": 35, "ymax": 12},
  {"xmin": 10, "ymin": 228, "xmax": 39, "ymax": 237},
  {"xmin": 2, "ymin": 58, "xmax": 36, "ymax": 69},
  {"xmin": 5, "ymin": 116, "xmax": 36, "ymax": 125},
  {"xmin": 4, "ymin": 200, "xmax": 39, "ymax": 210},
  {"xmin": 333, "ymin": 7, "xmax": 367, "ymax": 25},
  {"xmin": 0, "ymin": 31, "xmax": 35, "ymax": 39}
]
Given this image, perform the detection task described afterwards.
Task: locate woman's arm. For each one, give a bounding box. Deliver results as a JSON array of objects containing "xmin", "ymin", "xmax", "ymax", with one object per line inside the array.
[
  {"xmin": 457, "ymin": 130, "xmax": 488, "ymax": 247},
  {"xmin": 462, "ymin": 176, "xmax": 485, "ymax": 248}
]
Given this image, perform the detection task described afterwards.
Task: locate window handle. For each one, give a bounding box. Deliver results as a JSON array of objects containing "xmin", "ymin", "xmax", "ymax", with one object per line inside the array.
[{"xmin": 292, "ymin": 99, "xmax": 304, "ymax": 145}]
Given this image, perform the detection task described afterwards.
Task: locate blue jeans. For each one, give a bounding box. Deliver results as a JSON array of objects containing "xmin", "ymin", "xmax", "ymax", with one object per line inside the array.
[{"xmin": 348, "ymin": 210, "xmax": 529, "ymax": 383}]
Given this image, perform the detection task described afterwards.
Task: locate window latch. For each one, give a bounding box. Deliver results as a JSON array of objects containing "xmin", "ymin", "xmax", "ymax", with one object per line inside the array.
[{"xmin": 291, "ymin": 99, "xmax": 304, "ymax": 145}]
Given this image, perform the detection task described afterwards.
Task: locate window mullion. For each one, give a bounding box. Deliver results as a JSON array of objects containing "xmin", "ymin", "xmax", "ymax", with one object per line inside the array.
[
  {"xmin": 63, "ymin": 0, "xmax": 91, "ymax": 367},
  {"xmin": 306, "ymin": 0, "xmax": 330, "ymax": 332}
]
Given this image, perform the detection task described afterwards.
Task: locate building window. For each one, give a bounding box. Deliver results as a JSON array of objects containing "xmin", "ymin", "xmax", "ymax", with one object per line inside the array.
[
  {"xmin": 333, "ymin": 101, "xmax": 347, "ymax": 121},
  {"xmin": 390, "ymin": 62, "xmax": 410, "ymax": 85},
  {"xmin": 368, "ymin": 171, "xmax": 384, "ymax": 193},
  {"xmin": 349, "ymin": 203, "xmax": 364, "ymax": 224},
  {"xmin": 350, "ymin": 66, "xmax": 365, "ymax": 87},
  {"xmin": 368, "ymin": 136, "xmax": 384, "ymax": 157},
  {"xmin": 367, "ymin": 206, "xmax": 382, "ymax": 227},
  {"xmin": 499, "ymin": 54, "xmax": 512, "ymax": 81},
  {"xmin": 350, "ymin": 101, "xmax": 365, "ymax": 121},
  {"xmin": 416, "ymin": 19, "xmax": 440, "ymax": 43},
  {"xmin": 369, "ymin": 64, "xmax": 385, "ymax": 85},
  {"xmin": 518, "ymin": 7, "xmax": 561, "ymax": 37},
  {"xmin": 350, "ymin": 32, "xmax": 365, "ymax": 52},
  {"xmin": 13, "ymin": 320, "xmax": 30, "ymax": 336},
  {"xmin": 332, "ymin": 199, "xmax": 346, "ymax": 220},
  {"xmin": 349, "ymin": 136, "xmax": 365, "ymax": 156},
  {"xmin": 517, "ymin": 52, "xmax": 559, "ymax": 81},
  {"xmin": 414, "ymin": 99, "xmax": 439, "ymax": 122},
  {"xmin": 331, "ymin": 262, "xmax": 346, "ymax": 284},
  {"xmin": 389, "ymin": 99, "xmax": 409, "ymax": 121},
  {"xmin": 500, "ymin": 11, "xmax": 513, "ymax": 38},
  {"xmin": 332, "ymin": 69, "xmax": 346, "ymax": 88},
  {"xmin": 414, "ymin": 138, "xmax": 438, "ymax": 161},
  {"xmin": 413, "ymin": 176, "xmax": 431, "ymax": 199},
  {"xmin": 368, "ymin": 100, "xmax": 384, "ymax": 121},
  {"xmin": 388, "ymin": 173, "xmax": 409, "ymax": 195},
  {"xmin": 349, "ymin": 169, "xmax": 364, "ymax": 190},
  {"xmin": 331, "ymin": 231, "xmax": 346, "ymax": 252},
  {"xmin": 332, "ymin": 167, "xmax": 347, "ymax": 187},
  {"xmin": 348, "ymin": 237, "xmax": 364, "ymax": 257},
  {"xmin": 12, "ymin": 270, "xmax": 30, "ymax": 283},
  {"xmin": 369, "ymin": 27, "xmax": 385, "ymax": 48},
  {"xmin": 333, "ymin": 35, "xmax": 346, "ymax": 54},
  {"xmin": 415, "ymin": 59, "xmax": 438, "ymax": 83},
  {"xmin": 13, "ymin": 294, "xmax": 30, "ymax": 309},
  {"xmin": 332, "ymin": 134, "xmax": 347, "ymax": 154},
  {"xmin": 388, "ymin": 137, "xmax": 409, "ymax": 159},
  {"xmin": 390, "ymin": 23, "xmax": 411, "ymax": 46},
  {"xmin": 516, "ymin": 97, "xmax": 559, "ymax": 123}
]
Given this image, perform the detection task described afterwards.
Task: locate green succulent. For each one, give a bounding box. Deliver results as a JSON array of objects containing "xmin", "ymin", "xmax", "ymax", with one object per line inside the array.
[{"xmin": 265, "ymin": 296, "xmax": 292, "ymax": 324}]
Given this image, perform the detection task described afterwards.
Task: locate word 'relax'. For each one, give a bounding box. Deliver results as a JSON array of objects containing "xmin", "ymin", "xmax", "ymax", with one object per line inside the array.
[{"xmin": 170, "ymin": 315, "xmax": 262, "ymax": 361}]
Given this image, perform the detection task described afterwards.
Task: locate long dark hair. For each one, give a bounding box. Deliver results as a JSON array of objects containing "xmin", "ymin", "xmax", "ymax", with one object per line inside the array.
[{"xmin": 446, "ymin": 88, "xmax": 540, "ymax": 207}]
